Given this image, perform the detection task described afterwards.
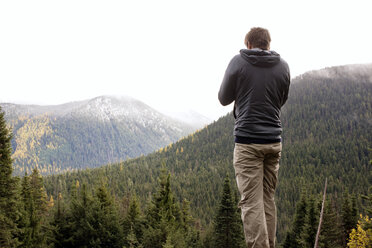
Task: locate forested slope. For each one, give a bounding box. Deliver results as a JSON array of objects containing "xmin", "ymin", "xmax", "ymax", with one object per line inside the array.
[
  {"xmin": 277, "ymin": 64, "xmax": 372, "ymax": 238},
  {"xmin": 43, "ymin": 64, "xmax": 372, "ymax": 243}
]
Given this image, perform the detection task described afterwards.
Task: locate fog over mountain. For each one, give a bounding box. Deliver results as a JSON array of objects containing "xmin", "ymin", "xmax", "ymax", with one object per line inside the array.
[{"xmin": 162, "ymin": 109, "xmax": 211, "ymax": 129}]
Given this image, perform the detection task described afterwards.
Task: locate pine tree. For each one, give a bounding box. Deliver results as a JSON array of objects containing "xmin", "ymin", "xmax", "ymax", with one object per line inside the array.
[
  {"xmin": 69, "ymin": 183, "xmax": 124, "ymax": 247},
  {"xmin": 143, "ymin": 168, "xmax": 181, "ymax": 248},
  {"xmin": 351, "ymin": 194, "xmax": 359, "ymax": 227},
  {"xmin": 319, "ymin": 199, "xmax": 343, "ymax": 248},
  {"xmin": 142, "ymin": 166, "xmax": 200, "ymax": 248},
  {"xmin": 19, "ymin": 173, "xmax": 32, "ymax": 247},
  {"xmin": 180, "ymin": 199, "xmax": 202, "ymax": 248},
  {"xmin": 213, "ymin": 175, "xmax": 244, "ymax": 248},
  {"xmin": 201, "ymin": 224, "xmax": 214, "ymax": 248},
  {"xmin": 180, "ymin": 199, "xmax": 193, "ymax": 229},
  {"xmin": 282, "ymin": 190, "xmax": 308, "ymax": 248},
  {"xmin": 300, "ymin": 195, "xmax": 319, "ymax": 248},
  {"xmin": 69, "ymin": 183, "xmax": 96, "ymax": 247},
  {"xmin": 126, "ymin": 227, "xmax": 143, "ymax": 248},
  {"xmin": 163, "ymin": 235, "xmax": 174, "ymax": 248},
  {"xmin": 94, "ymin": 184, "xmax": 124, "ymax": 248},
  {"xmin": 0, "ymin": 107, "xmax": 20, "ymax": 247},
  {"xmin": 51, "ymin": 192, "xmax": 74, "ymax": 248},
  {"xmin": 361, "ymin": 184, "xmax": 372, "ymax": 230},
  {"xmin": 19, "ymin": 168, "xmax": 50, "ymax": 247},
  {"xmin": 281, "ymin": 232, "xmax": 296, "ymax": 248},
  {"xmin": 123, "ymin": 195, "xmax": 144, "ymax": 247},
  {"xmin": 342, "ymin": 191, "xmax": 358, "ymax": 245},
  {"xmin": 292, "ymin": 190, "xmax": 308, "ymax": 246}
]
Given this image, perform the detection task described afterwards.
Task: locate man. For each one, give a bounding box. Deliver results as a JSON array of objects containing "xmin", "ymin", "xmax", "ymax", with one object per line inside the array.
[{"xmin": 218, "ymin": 27, "xmax": 290, "ymax": 248}]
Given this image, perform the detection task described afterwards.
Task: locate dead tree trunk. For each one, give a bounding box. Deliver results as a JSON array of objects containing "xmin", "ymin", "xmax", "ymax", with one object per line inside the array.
[{"xmin": 314, "ymin": 178, "xmax": 328, "ymax": 248}]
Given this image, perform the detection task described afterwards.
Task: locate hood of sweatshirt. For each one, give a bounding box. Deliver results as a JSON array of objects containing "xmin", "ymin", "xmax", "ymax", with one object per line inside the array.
[{"xmin": 240, "ymin": 49, "xmax": 280, "ymax": 67}]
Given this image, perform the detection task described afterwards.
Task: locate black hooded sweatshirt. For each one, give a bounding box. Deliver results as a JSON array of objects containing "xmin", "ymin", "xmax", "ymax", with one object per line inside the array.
[{"xmin": 218, "ymin": 48, "xmax": 290, "ymax": 143}]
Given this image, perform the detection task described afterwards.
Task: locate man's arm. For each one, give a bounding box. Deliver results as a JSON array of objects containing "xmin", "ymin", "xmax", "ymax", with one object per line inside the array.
[
  {"xmin": 218, "ymin": 56, "xmax": 239, "ymax": 106},
  {"xmin": 281, "ymin": 69, "xmax": 291, "ymax": 106}
]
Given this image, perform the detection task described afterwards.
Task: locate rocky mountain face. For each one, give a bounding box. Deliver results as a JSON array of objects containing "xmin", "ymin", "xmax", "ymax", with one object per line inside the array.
[{"xmin": 1, "ymin": 95, "xmax": 196, "ymax": 175}]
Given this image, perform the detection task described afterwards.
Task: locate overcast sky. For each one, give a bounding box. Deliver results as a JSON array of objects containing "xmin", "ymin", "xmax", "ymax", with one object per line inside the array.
[{"xmin": 1, "ymin": 0, "xmax": 371, "ymax": 120}]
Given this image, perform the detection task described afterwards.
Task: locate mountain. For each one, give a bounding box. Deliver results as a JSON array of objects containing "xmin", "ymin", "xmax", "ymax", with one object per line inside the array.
[
  {"xmin": 1, "ymin": 95, "xmax": 195, "ymax": 175},
  {"xmin": 43, "ymin": 64, "xmax": 372, "ymax": 243}
]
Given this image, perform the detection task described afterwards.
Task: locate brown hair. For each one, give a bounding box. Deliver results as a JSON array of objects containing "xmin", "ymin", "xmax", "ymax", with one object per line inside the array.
[{"xmin": 244, "ymin": 27, "xmax": 271, "ymax": 50}]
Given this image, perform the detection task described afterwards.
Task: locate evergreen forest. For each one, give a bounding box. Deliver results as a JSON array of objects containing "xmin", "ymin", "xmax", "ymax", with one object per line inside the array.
[{"xmin": 1, "ymin": 64, "xmax": 372, "ymax": 247}]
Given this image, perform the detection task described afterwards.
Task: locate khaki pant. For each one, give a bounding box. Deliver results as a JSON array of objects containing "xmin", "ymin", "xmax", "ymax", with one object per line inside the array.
[{"xmin": 233, "ymin": 142, "xmax": 282, "ymax": 248}]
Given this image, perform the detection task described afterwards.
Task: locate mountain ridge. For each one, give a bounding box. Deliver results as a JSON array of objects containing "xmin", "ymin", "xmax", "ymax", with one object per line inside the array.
[
  {"xmin": 1, "ymin": 95, "xmax": 199, "ymax": 175},
  {"xmin": 294, "ymin": 63, "xmax": 372, "ymax": 81}
]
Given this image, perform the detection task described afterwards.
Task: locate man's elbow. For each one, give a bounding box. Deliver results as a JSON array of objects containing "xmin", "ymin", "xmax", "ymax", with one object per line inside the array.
[
  {"xmin": 218, "ymin": 93, "xmax": 232, "ymax": 106},
  {"xmin": 219, "ymin": 99, "xmax": 230, "ymax": 106}
]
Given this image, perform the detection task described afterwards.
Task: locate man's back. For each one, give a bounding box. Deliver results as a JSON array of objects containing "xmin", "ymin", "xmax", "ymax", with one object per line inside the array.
[{"xmin": 218, "ymin": 48, "xmax": 290, "ymax": 141}]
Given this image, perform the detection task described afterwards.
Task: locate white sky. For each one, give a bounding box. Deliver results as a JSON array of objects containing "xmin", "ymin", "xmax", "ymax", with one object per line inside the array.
[{"xmin": 1, "ymin": 0, "xmax": 371, "ymax": 120}]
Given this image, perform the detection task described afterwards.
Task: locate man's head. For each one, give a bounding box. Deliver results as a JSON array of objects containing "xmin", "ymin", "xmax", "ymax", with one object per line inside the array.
[{"xmin": 244, "ymin": 27, "xmax": 271, "ymax": 50}]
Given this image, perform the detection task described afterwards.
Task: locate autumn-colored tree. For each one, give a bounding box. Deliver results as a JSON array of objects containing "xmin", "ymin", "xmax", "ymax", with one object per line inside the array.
[{"xmin": 347, "ymin": 215, "xmax": 372, "ymax": 248}]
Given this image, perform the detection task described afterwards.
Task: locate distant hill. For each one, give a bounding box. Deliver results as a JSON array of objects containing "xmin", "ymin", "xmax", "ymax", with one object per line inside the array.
[
  {"xmin": 43, "ymin": 64, "xmax": 372, "ymax": 243},
  {"xmin": 1, "ymin": 95, "xmax": 195, "ymax": 175}
]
